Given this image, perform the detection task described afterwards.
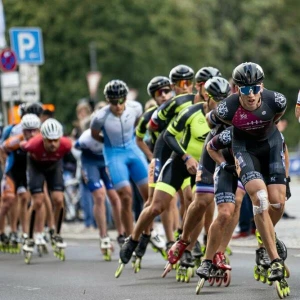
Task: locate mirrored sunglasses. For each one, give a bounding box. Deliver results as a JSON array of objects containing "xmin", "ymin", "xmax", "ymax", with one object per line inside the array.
[{"xmin": 239, "ymin": 85, "xmax": 261, "ymax": 95}]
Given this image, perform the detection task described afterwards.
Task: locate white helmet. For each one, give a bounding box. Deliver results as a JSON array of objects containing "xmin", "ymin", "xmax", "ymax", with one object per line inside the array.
[
  {"xmin": 41, "ymin": 118, "xmax": 63, "ymax": 140},
  {"xmin": 21, "ymin": 114, "xmax": 41, "ymax": 130}
]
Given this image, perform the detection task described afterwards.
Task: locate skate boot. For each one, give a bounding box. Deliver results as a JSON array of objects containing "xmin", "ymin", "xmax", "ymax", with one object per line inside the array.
[
  {"xmin": 168, "ymin": 238, "xmax": 190, "ymax": 265},
  {"xmin": 211, "ymin": 252, "xmax": 232, "ymax": 287},
  {"xmin": 51, "ymin": 234, "xmax": 67, "ymax": 261},
  {"xmin": 150, "ymin": 229, "xmax": 167, "ymax": 260},
  {"xmin": 254, "ymin": 247, "xmax": 271, "ymax": 284},
  {"xmin": 117, "ymin": 234, "xmax": 126, "ymax": 247},
  {"xmin": 8, "ymin": 232, "xmax": 20, "ymax": 254},
  {"xmin": 192, "ymin": 240, "xmax": 203, "ymax": 268},
  {"xmin": 23, "ymin": 238, "xmax": 34, "ymax": 264},
  {"xmin": 176, "ymin": 250, "xmax": 195, "ymax": 283},
  {"xmin": 268, "ymin": 258, "xmax": 290, "ymax": 298},
  {"xmin": 195, "ymin": 260, "xmax": 214, "ymax": 295},
  {"xmin": 100, "ymin": 236, "xmax": 114, "ymax": 261},
  {"xmin": 275, "ymin": 234, "xmax": 290, "ymax": 278},
  {"xmin": 115, "ymin": 236, "xmax": 139, "ymax": 278},
  {"xmin": 0, "ymin": 233, "xmax": 9, "ymax": 253},
  {"xmin": 133, "ymin": 233, "xmax": 151, "ymax": 273},
  {"xmin": 21, "ymin": 233, "xmax": 28, "ymax": 244},
  {"xmin": 35, "ymin": 232, "xmax": 48, "ymax": 257}
]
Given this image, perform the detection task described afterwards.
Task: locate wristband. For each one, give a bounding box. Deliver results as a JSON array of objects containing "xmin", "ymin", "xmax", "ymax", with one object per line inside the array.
[
  {"xmin": 184, "ymin": 155, "xmax": 192, "ymax": 163},
  {"xmin": 286, "ymin": 176, "xmax": 291, "ymax": 183}
]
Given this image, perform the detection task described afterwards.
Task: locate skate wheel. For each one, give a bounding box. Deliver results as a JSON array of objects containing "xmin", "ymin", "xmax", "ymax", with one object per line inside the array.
[
  {"xmin": 285, "ymin": 286, "xmax": 290, "ymax": 296},
  {"xmin": 260, "ymin": 274, "xmax": 267, "ymax": 284},
  {"xmin": 161, "ymin": 263, "xmax": 172, "ymax": 278},
  {"xmin": 275, "ymin": 281, "xmax": 284, "ymax": 299},
  {"xmin": 254, "ymin": 265, "xmax": 260, "ymax": 281},
  {"xmin": 185, "ymin": 267, "xmax": 193, "ymax": 283},
  {"xmin": 284, "ymin": 263, "xmax": 290, "ymax": 278},
  {"xmin": 59, "ymin": 249, "xmax": 65, "ymax": 261},
  {"xmin": 196, "ymin": 278, "xmax": 205, "ymax": 295},
  {"xmin": 215, "ymin": 270, "xmax": 223, "ymax": 287},
  {"xmin": 223, "ymin": 270, "xmax": 231, "ymax": 287},
  {"xmin": 176, "ymin": 268, "xmax": 181, "ymax": 282},
  {"xmin": 134, "ymin": 258, "xmax": 141, "ymax": 273},
  {"xmin": 208, "ymin": 276, "xmax": 215, "ymax": 286},
  {"xmin": 104, "ymin": 249, "xmax": 112, "ymax": 261},
  {"xmin": 115, "ymin": 260, "xmax": 125, "ymax": 278},
  {"xmin": 24, "ymin": 252, "xmax": 31, "ymax": 264}
]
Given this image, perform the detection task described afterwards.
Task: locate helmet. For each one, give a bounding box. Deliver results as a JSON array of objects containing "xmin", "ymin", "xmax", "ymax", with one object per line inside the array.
[
  {"xmin": 21, "ymin": 114, "xmax": 41, "ymax": 129},
  {"xmin": 195, "ymin": 67, "xmax": 222, "ymax": 83},
  {"xmin": 18, "ymin": 103, "xmax": 27, "ymax": 118},
  {"xmin": 25, "ymin": 102, "xmax": 44, "ymax": 116},
  {"xmin": 204, "ymin": 77, "xmax": 231, "ymax": 102},
  {"xmin": 169, "ymin": 65, "xmax": 194, "ymax": 83},
  {"xmin": 232, "ymin": 62, "xmax": 264, "ymax": 86},
  {"xmin": 40, "ymin": 118, "xmax": 63, "ymax": 140},
  {"xmin": 147, "ymin": 76, "xmax": 171, "ymax": 97},
  {"xmin": 103, "ymin": 80, "xmax": 129, "ymax": 100}
]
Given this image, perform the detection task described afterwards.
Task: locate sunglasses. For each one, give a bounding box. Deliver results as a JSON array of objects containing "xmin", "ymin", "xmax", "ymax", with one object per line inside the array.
[
  {"xmin": 109, "ymin": 98, "xmax": 126, "ymax": 105},
  {"xmin": 239, "ymin": 85, "xmax": 261, "ymax": 95},
  {"xmin": 174, "ymin": 79, "xmax": 193, "ymax": 88},
  {"xmin": 208, "ymin": 94, "xmax": 225, "ymax": 102},
  {"xmin": 154, "ymin": 88, "xmax": 172, "ymax": 97}
]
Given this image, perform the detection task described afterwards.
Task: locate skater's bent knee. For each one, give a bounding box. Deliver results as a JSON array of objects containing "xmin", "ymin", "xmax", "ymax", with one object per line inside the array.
[{"xmin": 253, "ymin": 190, "xmax": 268, "ymax": 215}]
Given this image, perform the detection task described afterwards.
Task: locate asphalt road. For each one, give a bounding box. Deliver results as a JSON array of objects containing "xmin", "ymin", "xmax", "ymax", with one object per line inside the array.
[{"xmin": 0, "ymin": 241, "xmax": 299, "ymax": 300}]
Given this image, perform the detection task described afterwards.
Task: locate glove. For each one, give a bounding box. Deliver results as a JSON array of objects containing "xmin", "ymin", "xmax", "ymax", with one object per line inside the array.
[
  {"xmin": 220, "ymin": 162, "xmax": 237, "ymax": 177},
  {"xmin": 286, "ymin": 176, "xmax": 291, "ymax": 200}
]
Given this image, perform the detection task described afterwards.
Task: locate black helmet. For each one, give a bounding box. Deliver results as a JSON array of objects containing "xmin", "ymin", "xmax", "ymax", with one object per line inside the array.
[
  {"xmin": 169, "ymin": 64, "xmax": 194, "ymax": 83},
  {"xmin": 147, "ymin": 76, "xmax": 171, "ymax": 97},
  {"xmin": 232, "ymin": 62, "xmax": 264, "ymax": 86},
  {"xmin": 195, "ymin": 67, "xmax": 222, "ymax": 83},
  {"xmin": 204, "ymin": 77, "xmax": 231, "ymax": 102},
  {"xmin": 104, "ymin": 80, "xmax": 129, "ymax": 100},
  {"xmin": 25, "ymin": 102, "xmax": 43, "ymax": 116}
]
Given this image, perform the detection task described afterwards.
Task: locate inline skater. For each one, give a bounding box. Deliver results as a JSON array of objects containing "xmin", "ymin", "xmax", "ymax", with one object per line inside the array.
[
  {"xmin": 167, "ymin": 76, "xmax": 230, "ymax": 268},
  {"xmin": 0, "ymin": 114, "xmax": 41, "ymax": 253},
  {"xmin": 147, "ymin": 65, "xmax": 195, "ymax": 248},
  {"xmin": 135, "ymin": 76, "xmax": 173, "ymax": 259},
  {"xmin": 202, "ymin": 62, "xmax": 289, "ymax": 297},
  {"xmin": 90, "ymin": 80, "xmax": 149, "ymax": 238},
  {"xmin": 75, "ymin": 127, "xmax": 124, "ymax": 259},
  {"xmin": 21, "ymin": 118, "xmax": 71, "ymax": 263}
]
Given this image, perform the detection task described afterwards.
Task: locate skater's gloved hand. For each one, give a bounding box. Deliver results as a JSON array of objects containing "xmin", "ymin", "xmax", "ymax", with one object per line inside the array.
[
  {"xmin": 286, "ymin": 176, "xmax": 291, "ymax": 200},
  {"xmin": 220, "ymin": 162, "xmax": 238, "ymax": 177}
]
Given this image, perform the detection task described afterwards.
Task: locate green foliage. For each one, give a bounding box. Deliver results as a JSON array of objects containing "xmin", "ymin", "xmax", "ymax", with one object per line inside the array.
[{"xmin": 3, "ymin": 0, "xmax": 300, "ymax": 146}]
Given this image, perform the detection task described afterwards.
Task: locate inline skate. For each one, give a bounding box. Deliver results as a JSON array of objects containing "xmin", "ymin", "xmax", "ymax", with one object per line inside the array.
[
  {"xmin": 35, "ymin": 232, "xmax": 48, "ymax": 257},
  {"xmin": 51, "ymin": 234, "xmax": 66, "ymax": 261},
  {"xmin": 132, "ymin": 233, "xmax": 151, "ymax": 273},
  {"xmin": 268, "ymin": 258, "xmax": 290, "ymax": 298},
  {"xmin": 8, "ymin": 232, "xmax": 20, "ymax": 254},
  {"xmin": 0, "ymin": 233, "xmax": 9, "ymax": 253},
  {"xmin": 208, "ymin": 252, "xmax": 231, "ymax": 287},
  {"xmin": 115, "ymin": 236, "xmax": 138, "ymax": 278},
  {"xmin": 162, "ymin": 238, "xmax": 189, "ymax": 278},
  {"xmin": 195, "ymin": 259, "xmax": 214, "ymax": 294},
  {"xmin": 23, "ymin": 238, "xmax": 34, "ymax": 264},
  {"xmin": 254, "ymin": 247, "xmax": 271, "ymax": 284},
  {"xmin": 275, "ymin": 234, "xmax": 290, "ymax": 278},
  {"xmin": 176, "ymin": 250, "xmax": 194, "ymax": 283},
  {"xmin": 192, "ymin": 240, "xmax": 203, "ymax": 269},
  {"xmin": 100, "ymin": 236, "xmax": 114, "ymax": 261},
  {"xmin": 150, "ymin": 230, "xmax": 167, "ymax": 260}
]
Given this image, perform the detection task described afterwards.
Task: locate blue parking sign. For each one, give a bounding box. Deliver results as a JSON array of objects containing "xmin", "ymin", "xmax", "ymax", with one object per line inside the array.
[{"xmin": 9, "ymin": 27, "xmax": 44, "ymax": 65}]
